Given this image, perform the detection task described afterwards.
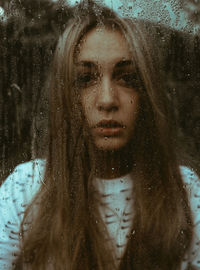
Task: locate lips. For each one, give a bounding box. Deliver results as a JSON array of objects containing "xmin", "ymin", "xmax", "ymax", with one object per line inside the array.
[
  {"xmin": 94, "ymin": 120, "xmax": 125, "ymax": 136},
  {"xmin": 96, "ymin": 120, "xmax": 124, "ymax": 128}
]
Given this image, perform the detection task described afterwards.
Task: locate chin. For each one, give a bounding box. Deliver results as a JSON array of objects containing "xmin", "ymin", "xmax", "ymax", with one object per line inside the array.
[{"xmin": 94, "ymin": 137, "xmax": 127, "ymax": 151}]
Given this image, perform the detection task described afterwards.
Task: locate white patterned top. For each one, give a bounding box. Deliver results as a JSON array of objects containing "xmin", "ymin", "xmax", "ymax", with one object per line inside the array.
[
  {"xmin": 0, "ymin": 159, "xmax": 200, "ymax": 269},
  {"xmin": 95, "ymin": 174, "xmax": 134, "ymax": 262}
]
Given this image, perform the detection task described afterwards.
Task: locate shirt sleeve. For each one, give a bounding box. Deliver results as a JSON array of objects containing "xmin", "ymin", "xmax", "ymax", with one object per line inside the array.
[
  {"xmin": 0, "ymin": 159, "xmax": 45, "ymax": 270},
  {"xmin": 180, "ymin": 166, "xmax": 200, "ymax": 270}
]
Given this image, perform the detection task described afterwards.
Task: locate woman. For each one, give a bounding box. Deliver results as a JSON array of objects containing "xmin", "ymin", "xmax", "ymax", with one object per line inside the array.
[{"xmin": 0, "ymin": 2, "xmax": 200, "ymax": 270}]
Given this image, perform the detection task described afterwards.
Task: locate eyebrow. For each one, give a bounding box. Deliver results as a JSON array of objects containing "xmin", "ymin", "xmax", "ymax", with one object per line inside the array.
[
  {"xmin": 76, "ymin": 59, "xmax": 135, "ymax": 69},
  {"xmin": 115, "ymin": 60, "xmax": 134, "ymax": 68},
  {"xmin": 76, "ymin": 61, "xmax": 97, "ymax": 68}
]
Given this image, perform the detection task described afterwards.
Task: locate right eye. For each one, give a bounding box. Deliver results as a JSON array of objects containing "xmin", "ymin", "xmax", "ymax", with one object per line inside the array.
[{"xmin": 75, "ymin": 73, "xmax": 98, "ymax": 87}]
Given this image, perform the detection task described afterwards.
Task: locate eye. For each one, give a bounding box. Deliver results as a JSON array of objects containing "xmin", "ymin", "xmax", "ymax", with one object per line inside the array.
[
  {"xmin": 75, "ymin": 73, "xmax": 98, "ymax": 87},
  {"xmin": 115, "ymin": 72, "xmax": 141, "ymax": 89}
]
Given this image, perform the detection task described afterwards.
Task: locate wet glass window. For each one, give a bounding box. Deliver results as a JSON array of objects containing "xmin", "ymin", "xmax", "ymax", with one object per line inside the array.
[
  {"xmin": 0, "ymin": 0, "xmax": 199, "ymax": 181},
  {"xmin": 0, "ymin": 1, "xmax": 199, "ymax": 269}
]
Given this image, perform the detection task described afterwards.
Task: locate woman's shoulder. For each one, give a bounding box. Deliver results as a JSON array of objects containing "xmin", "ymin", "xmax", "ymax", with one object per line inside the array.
[
  {"xmin": 179, "ymin": 166, "xmax": 200, "ymax": 268},
  {"xmin": 1, "ymin": 158, "xmax": 46, "ymax": 191},
  {"xmin": 0, "ymin": 159, "xmax": 46, "ymax": 269},
  {"xmin": 0, "ymin": 159, "xmax": 46, "ymax": 215},
  {"xmin": 179, "ymin": 165, "xmax": 200, "ymax": 186},
  {"xmin": 179, "ymin": 165, "xmax": 200, "ymax": 218},
  {"xmin": 10, "ymin": 158, "xmax": 46, "ymax": 179}
]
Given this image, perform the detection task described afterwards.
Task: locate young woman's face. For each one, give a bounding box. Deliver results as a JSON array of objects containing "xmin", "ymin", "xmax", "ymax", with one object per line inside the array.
[{"xmin": 76, "ymin": 27, "xmax": 140, "ymax": 151}]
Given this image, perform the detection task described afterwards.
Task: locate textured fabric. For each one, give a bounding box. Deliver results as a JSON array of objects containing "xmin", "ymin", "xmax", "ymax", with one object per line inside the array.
[
  {"xmin": 95, "ymin": 175, "xmax": 134, "ymax": 262},
  {"xmin": 0, "ymin": 160, "xmax": 45, "ymax": 270},
  {"xmin": 0, "ymin": 159, "xmax": 200, "ymax": 269}
]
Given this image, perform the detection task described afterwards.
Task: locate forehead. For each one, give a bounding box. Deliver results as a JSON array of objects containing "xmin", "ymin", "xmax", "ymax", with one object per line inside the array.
[{"xmin": 77, "ymin": 27, "xmax": 132, "ymax": 65}]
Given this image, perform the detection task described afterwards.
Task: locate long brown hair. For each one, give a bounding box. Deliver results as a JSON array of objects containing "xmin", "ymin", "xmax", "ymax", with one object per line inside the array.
[{"xmin": 17, "ymin": 2, "xmax": 193, "ymax": 269}]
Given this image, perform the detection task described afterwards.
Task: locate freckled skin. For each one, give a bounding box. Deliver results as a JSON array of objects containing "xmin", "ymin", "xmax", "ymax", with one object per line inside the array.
[{"xmin": 78, "ymin": 27, "xmax": 140, "ymax": 151}]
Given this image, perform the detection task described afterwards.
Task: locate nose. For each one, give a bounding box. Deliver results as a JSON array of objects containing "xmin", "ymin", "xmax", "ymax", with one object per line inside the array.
[{"xmin": 96, "ymin": 76, "xmax": 118, "ymax": 112}]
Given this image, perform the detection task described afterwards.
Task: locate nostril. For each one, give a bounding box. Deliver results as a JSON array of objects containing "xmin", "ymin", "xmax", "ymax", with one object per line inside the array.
[{"xmin": 98, "ymin": 104, "xmax": 118, "ymax": 112}]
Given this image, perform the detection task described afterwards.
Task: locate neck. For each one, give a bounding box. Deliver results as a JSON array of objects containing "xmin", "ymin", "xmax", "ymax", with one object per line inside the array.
[{"xmin": 93, "ymin": 146, "xmax": 134, "ymax": 179}]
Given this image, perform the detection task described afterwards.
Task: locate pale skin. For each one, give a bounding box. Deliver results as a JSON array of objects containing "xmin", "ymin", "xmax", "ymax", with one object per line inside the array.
[{"xmin": 76, "ymin": 27, "xmax": 140, "ymax": 179}]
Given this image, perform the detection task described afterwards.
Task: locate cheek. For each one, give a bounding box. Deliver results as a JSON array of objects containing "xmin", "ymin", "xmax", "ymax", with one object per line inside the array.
[
  {"xmin": 128, "ymin": 94, "xmax": 140, "ymax": 116},
  {"xmin": 81, "ymin": 93, "xmax": 94, "ymax": 123},
  {"xmin": 125, "ymin": 96, "xmax": 140, "ymax": 131}
]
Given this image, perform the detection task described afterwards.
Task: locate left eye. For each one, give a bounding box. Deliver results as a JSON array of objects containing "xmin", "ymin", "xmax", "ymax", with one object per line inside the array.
[{"xmin": 116, "ymin": 73, "xmax": 140, "ymax": 88}]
